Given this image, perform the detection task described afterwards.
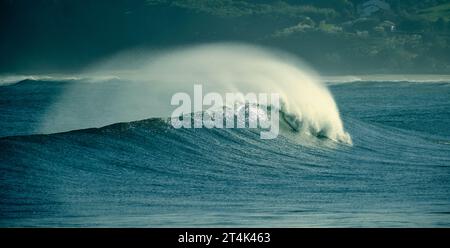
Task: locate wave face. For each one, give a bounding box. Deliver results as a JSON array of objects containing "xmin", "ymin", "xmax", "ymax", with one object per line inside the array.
[{"xmin": 37, "ymin": 44, "xmax": 350, "ymax": 143}]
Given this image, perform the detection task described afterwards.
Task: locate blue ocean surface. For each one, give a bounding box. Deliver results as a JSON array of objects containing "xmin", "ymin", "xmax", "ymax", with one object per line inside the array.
[{"xmin": 0, "ymin": 78, "xmax": 449, "ymax": 227}]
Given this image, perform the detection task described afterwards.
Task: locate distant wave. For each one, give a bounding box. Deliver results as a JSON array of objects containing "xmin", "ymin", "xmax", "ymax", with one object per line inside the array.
[
  {"xmin": 323, "ymin": 74, "xmax": 450, "ymax": 85},
  {"xmin": 0, "ymin": 74, "xmax": 120, "ymax": 86},
  {"xmin": 4, "ymin": 73, "xmax": 450, "ymax": 87}
]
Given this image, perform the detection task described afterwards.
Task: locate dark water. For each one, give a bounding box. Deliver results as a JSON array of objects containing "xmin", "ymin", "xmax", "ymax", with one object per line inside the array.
[{"xmin": 0, "ymin": 79, "xmax": 449, "ymax": 227}]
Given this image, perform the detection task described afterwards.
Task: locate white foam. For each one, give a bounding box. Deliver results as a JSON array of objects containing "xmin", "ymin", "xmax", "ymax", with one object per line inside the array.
[{"xmin": 323, "ymin": 74, "xmax": 450, "ymax": 85}]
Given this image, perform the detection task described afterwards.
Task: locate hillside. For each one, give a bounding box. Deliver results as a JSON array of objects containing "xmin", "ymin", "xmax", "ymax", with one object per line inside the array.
[{"xmin": 1, "ymin": 0, "xmax": 449, "ymax": 74}]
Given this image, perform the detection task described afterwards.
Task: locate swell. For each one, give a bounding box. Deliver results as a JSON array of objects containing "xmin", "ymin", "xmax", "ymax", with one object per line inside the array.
[
  {"xmin": 1, "ymin": 113, "xmax": 447, "ymax": 158},
  {"xmin": 1, "ymin": 111, "xmax": 450, "ymax": 227}
]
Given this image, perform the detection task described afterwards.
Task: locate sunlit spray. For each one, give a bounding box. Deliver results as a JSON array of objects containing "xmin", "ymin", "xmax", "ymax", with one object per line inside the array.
[{"xmin": 40, "ymin": 43, "xmax": 351, "ymax": 144}]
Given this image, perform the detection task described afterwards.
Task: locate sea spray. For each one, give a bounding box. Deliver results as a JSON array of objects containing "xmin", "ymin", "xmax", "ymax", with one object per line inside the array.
[{"xmin": 39, "ymin": 43, "xmax": 351, "ymax": 144}]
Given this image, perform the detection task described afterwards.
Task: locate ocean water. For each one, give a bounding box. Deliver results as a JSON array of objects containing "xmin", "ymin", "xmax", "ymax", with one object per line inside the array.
[{"xmin": 0, "ymin": 78, "xmax": 449, "ymax": 227}]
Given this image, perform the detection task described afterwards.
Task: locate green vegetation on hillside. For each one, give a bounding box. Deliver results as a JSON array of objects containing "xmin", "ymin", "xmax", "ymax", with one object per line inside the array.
[
  {"xmin": 418, "ymin": 3, "xmax": 450, "ymax": 21},
  {"xmin": 1, "ymin": 0, "xmax": 449, "ymax": 74},
  {"xmin": 144, "ymin": 0, "xmax": 450, "ymax": 73}
]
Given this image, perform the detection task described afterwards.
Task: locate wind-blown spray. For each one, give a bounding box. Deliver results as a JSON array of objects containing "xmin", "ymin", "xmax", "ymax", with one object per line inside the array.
[{"xmin": 40, "ymin": 43, "xmax": 351, "ymax": 144}]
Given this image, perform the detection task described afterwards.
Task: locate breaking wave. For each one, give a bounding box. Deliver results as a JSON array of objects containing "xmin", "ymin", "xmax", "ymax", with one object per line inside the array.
[{"xmin": 39, "ymin": 43, "xmax": 351, "ymax": 143}]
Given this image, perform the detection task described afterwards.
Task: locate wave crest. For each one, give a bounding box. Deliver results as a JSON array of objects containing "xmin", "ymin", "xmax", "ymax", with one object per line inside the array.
[{"xmin": 41, "ymin": 43, "xmax": 351, "ymax": 144}]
